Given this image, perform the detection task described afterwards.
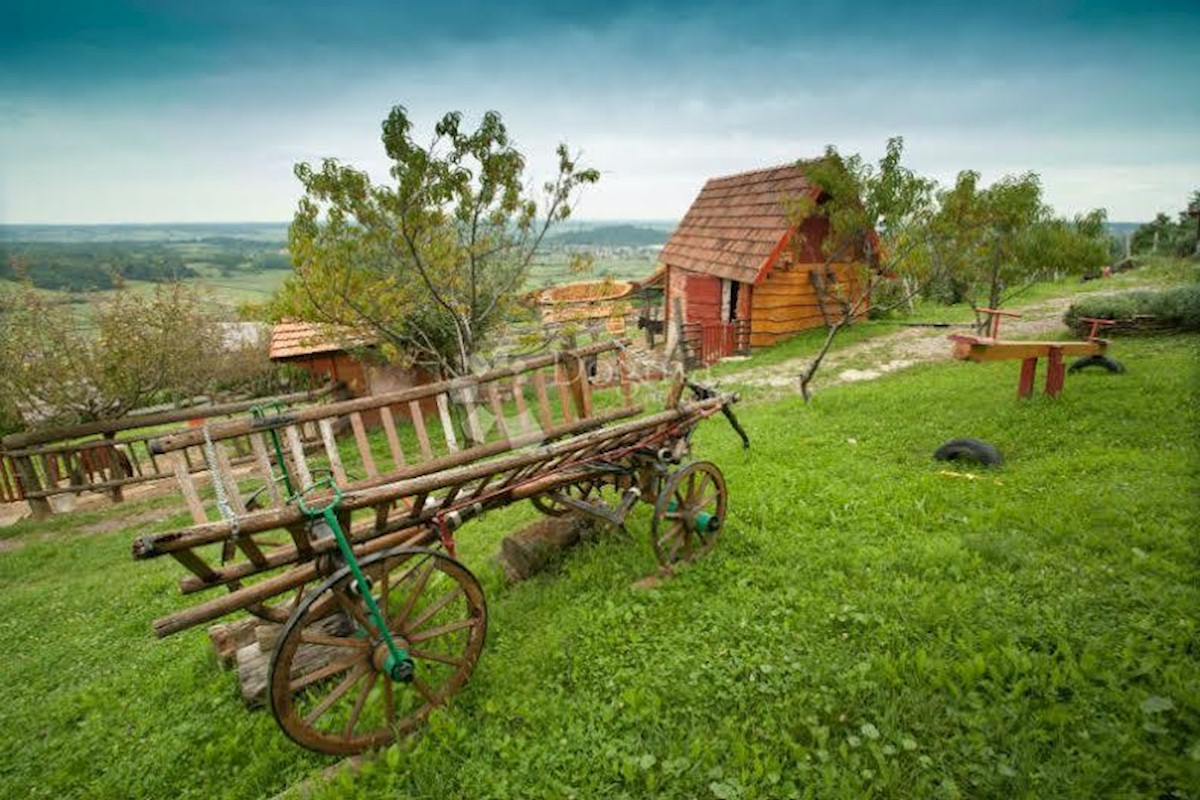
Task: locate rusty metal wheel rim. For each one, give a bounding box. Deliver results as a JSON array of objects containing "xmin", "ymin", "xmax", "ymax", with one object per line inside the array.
[
  {"xmin": 268, "ymin": 547, "xmax": 487, "ymax": 755},
  {"xmin": 650, "ymin": 461, "xmax": 727, "ymax": 566}
]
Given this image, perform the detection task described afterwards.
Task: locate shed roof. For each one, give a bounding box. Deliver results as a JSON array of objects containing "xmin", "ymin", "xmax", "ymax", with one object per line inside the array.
[
  {"xmin": 660, "ymin": 164, "xmax": 817, "ymax": 284},
  {"xmin": 268, "ymin": 321, "xmax": 375, "ymax": 361}
]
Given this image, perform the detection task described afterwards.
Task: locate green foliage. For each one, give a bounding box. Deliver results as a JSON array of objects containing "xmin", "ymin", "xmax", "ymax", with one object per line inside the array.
[
  {"xmin": 789, "ymin": 138, "xmax": 937, "ymax": 399},
  {"xmin": 927, "ymin": 172, "xmax": 1109, "ymax": 314},
  {"xmin": 0, "ymin": 281, "xmax": 276, "ymax": 427},
  {"xmin": 0, "ymin": 241, "xmax": 199, "ymax": 291},
  {"xmin": 1, "ymin": 316, "xmax": 1196, "ymax": 799},
  {"xmin": 280, "ymin": 105, "xmax": 599, "ymax": 375},
  {"xmin": 1065, "ymin": 284, "xmax": 1200, "ymax": 334},
  {"xmin": 1131, "ymin": 191, "xmax": 1199, "ymax": 257}
]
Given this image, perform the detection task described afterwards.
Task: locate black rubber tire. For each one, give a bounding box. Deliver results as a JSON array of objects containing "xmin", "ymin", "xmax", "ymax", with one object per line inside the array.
[
  {"xmin": 1068, "ymin": 355, "xmax": 1125, "ymax": 374},
  {"xmin": 933, "ymin": 438, "xmax": 1003, "ymax": 467}
]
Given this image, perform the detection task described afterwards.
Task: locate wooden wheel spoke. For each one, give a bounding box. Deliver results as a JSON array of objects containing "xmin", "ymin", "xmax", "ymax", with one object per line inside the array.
[
  {"xmin": 394, "ymin": 560, "xmax": 435, "ymax": 628},
  {"xmin": 298, "ymin": 631, "xmax": 369, "ymax": 649},
  {"xmin": 406, "ymin": 587, "xmax": 464, "ymax": 633},
  {"xmin": 344, "ymin": 671, "xmax": 378, "ymax": 738},
  {"xmin": 333, "ymin": 588, "xmax": 378, "ymax": 635},
  {"xmin": 407, "ymin": 616, "xmax": 478, "ymax": 644},
  {"xmin": 408, "ymin": 647, "xmax": 465, "ymax": 667},
  {"xmin": 383, "ymin": 676, "xmax": 395, "ymax": 724},
  {"xmin": 290, "ymin": 652, "xmax": 365, "ymax": 693},
  {"xmin": 411, "ymin": 676, "xmax": 441, "ymax": 706},
  {"xmin": 304, "ymin": 662, "xmax": 370, "ymax": 726}
]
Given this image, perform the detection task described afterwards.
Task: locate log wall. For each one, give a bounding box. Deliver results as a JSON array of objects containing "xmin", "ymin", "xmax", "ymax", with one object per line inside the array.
[{"xmin": 749, "ymin": 261, "xmax": 864, "ymax": 348}]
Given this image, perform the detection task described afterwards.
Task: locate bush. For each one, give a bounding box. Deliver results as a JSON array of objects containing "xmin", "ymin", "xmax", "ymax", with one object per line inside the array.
[{"xmin": 1064, "ymin": 284, "xmax": 1200, "ymax": 335}]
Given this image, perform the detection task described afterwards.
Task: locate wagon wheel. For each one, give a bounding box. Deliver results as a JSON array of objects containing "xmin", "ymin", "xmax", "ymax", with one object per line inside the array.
[
  {"xmin": 651, "ymin": 461, "xmax": 727, "ymax": 566},
  {"xmin": 269, "ymin": 547, "xmax": 487, "ymax": 755},
  {"xmin": 530, "ymin": 479, "xmax": 600, "ymax": 517}
]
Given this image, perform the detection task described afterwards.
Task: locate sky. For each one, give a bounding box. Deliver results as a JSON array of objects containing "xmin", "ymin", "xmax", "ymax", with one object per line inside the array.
[{"xmin": 1, "ymin": 1, "xmax": 1197, "ymax": 225}]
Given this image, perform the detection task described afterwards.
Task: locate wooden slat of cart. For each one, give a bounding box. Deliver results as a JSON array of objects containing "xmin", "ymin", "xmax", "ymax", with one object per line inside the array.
[
  {"xmin": 408, "ymin": 401, "xmax": 435, "ymax": 461},
  {"xmin": 284, "ymin": 425, "xmax": 313, "ymax": 490},
  {"xmin": 173, "ymin": 452, "xmax": 208, "ymax": 525},
  {"xmin": 318, "ymin": 420, "xmax": 348, "ymax": 486},
  {"xmin": 379, "ymin": 406, "xmax": 406, "ymax": 470},
  {"xmin": 555, "ymin": 362, "xmax": 576, "ymax": 424},
  {"xmin": 248, "ymin": 433, "xmax": 285, "ymax": 509},
  {"xmin": 531, "ymin": 370, "xmax": 554, "ymax": 431},
  {"xmin": 435, "ymin": 393, "xmax": 459, "ymax": 454},
  {"xmin": 349, "ymin": 411, "xmax": 378, "ymax": 479},
  {"xmin": 511, "ymin": 374, "xmax": 533, "ymax": 436},
  {"xmin": 485, "ymin": 382, "xmax": 509, "ymax": 441}
]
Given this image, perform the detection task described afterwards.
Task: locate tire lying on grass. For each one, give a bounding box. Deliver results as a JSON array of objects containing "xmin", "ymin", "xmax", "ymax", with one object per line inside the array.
[
  {"xmin": 1068, "ymin": 355, "xmax": 1125, "ymax": 374},
  {"xmin": 933, "ymin": 438, "xmax": 1003, "ymax": 467}
]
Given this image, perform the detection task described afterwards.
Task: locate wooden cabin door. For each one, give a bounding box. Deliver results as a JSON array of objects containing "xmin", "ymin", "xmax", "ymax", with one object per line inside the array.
[{"xmin": 683, "ymin": 274, "xmax": 739, "ymax": 365}]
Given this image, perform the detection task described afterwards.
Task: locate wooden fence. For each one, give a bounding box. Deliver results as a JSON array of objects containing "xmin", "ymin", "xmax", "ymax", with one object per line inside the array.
[{"xmin": 0, "ymin": 384, "xmax": 342, "ymax": 518}]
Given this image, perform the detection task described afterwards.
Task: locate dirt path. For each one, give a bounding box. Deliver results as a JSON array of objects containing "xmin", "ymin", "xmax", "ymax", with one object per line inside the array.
[{"xmin": 730, "ymin": 285, "xmax": 1136, "ymax": 394}]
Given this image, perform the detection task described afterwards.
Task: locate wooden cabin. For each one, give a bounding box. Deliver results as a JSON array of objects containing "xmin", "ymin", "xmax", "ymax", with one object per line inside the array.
[
  {"xmin": 268, "ymin": 321, "xmax": 436, "ymax": 422},
  {"xmin": 659, "ymin": 163, "xmax": 868, "ymax": 363}
]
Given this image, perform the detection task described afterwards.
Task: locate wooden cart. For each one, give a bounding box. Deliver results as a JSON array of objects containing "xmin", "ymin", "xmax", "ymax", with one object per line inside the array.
[{"xmin": 134, "ymin": 342, "xmax": 746, "ymax": 755}]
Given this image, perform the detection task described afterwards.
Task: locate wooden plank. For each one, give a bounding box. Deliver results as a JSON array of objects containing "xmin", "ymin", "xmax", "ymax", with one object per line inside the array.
[
  {"xmin": 486, "ymin": 382, "xmax": 510, "ymax": 440},
  {"xmin": 318, "ymin": 420, "xmax": 348, "ymax": 486},
  {"xmin": 618, "ymin": 352, "xmax": 633, "ymax": 408},
  {"xmin": 949, "ymin": 337, "xmax": 1103, "ymax": 362},
  {"xmin": 373, "ymin": 500, "xmax": 392, "ymax": 533},
  {"xmin": 531, "ymin": 369, "xmax": 554, "ymax": 430},
  {"xmin": 212, "ymin": 441, "xmax": 247, "ymax": 515},
  {"xmin": 284, "ymin": 425, "xmax": 313, "ymax": 490},
  {"xmin": 511, "ymin": 375, "xmax": 533, "ymax": 435},
  {"xmin": 349, "ymin": 412, "xmax": 378, "ymax": 479},
  {"xmin": 236, "ymin": 536, "xmax": 269, "ymax": 568},
  {"xmin": 409, "ymin": 400, "xmax": 434, "ymax": 460},
  {"xmin": 379, "ymin": 405, "xmax": 407, "ymax": 470},
  {"xmin": 173, "ymin": 452, "xmax": 208, "ymax": 525},
  {"xmin": 248, "ymin": 434, "xmax": 285, "ymax": 508},
  {"xmin": 555, "ymin": 362, "xmax": 576, "ymax": 424},
  {"xmin": 568, "ymin": 354, "xmax": 593, "ymax": 419},
  {"xmin": 171, "ymin": 549, "xmax": 219, "ymax": 582},
  {"xmin": 435, "ymin": 393, "xmax": 459, "ymax": 453},
  {"xmin": 461, "ymin": 386, "xmax": 485, "ymax": 446}
]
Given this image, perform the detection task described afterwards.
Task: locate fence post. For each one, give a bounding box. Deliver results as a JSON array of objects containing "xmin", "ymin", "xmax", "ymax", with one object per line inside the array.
[{"xmin": 13, "ymin": 455, "xmax": 53, "ymax": 519}]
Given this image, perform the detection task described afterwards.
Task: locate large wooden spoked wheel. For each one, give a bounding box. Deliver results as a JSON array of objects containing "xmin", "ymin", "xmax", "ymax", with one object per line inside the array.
[
  {"xmin": 268, "ymin": 547, "xmax": 487, "ymax": 755},
  {"xmin": 650, "ymin": 461, "xmax": 727, "ymax": 566}
]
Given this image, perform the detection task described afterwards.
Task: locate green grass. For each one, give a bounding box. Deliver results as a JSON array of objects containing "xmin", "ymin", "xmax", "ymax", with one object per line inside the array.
[{"xmin": 0, "ymin": 333, "xmax": 1196, "ymax": 798}]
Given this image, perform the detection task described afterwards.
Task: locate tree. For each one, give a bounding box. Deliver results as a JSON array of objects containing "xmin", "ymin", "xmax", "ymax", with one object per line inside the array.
[
  {"xmin": 278, "ymin": 106, "xmax": 599, "ymax": 378},
  {"xmin": 1131, "ymin": 191, "xmax": 1200, "ymax": 256},
  {"xmin": 0, "ymin": 280, "xmax": 253, "ymax": 428},
  {"xmin": 929, "ymin": 171, "xmax": 1108, "ymax": 329},
  {"xmin": 788, "ymin": 137, "xmax": 937, "ymax": 401}
]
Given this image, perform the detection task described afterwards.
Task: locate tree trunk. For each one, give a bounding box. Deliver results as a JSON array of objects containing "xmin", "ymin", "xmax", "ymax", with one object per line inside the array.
[{"xmin": 496, "ymin": 514, "xmax": 599, "ymax": 583}]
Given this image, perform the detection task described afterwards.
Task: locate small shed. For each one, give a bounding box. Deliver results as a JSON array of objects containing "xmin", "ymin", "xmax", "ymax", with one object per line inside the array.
[
  {"xmin": 268, "ymin": 321, "xmax": 374, "ymax": 395},
  {"xmin": 268, "ymin": 322, "xmax": 436, "ymax": 423},
  {"xmin": 659, "ymin": 163, "xmax": 868, "ymax": 363}
]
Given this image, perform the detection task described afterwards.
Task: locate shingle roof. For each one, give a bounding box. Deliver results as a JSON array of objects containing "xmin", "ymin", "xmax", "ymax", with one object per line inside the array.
[
  {"xmin": 660, "ymin": 164, "xmax": 817, "ymax": 284},
  {"xmin": 268, "ymin": 321, "xmax": 375, "ymax": 360}
]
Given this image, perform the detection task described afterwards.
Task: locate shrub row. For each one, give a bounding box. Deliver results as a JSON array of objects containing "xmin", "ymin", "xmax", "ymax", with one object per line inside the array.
[{"xmin": 1064, "ymin": 284, "xmax": 1200, "ymax": 336}]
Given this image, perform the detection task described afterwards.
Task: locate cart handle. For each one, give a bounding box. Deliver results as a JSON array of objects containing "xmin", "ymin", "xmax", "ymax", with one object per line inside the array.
[{"xmin": 687, "ymin": 381, "xmax": 750, "ymax": 450}]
